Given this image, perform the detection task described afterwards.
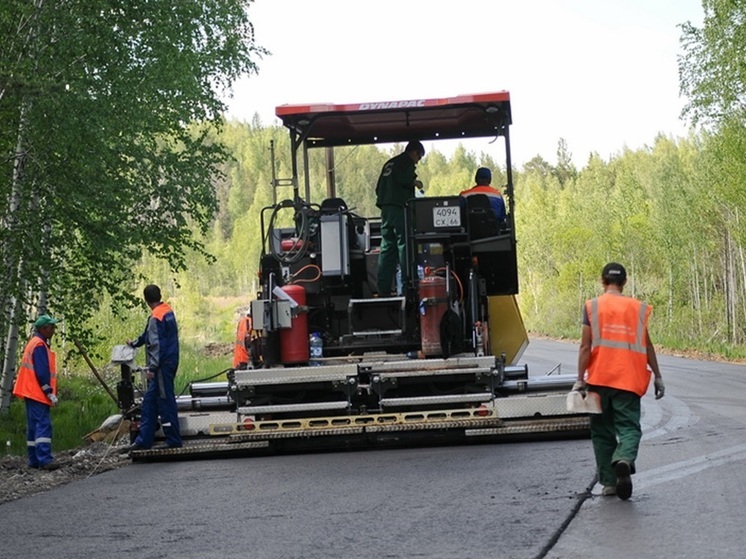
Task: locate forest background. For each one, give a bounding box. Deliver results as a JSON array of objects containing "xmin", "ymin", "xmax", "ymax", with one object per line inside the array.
[
  {"xmin": 1, "ymin": 0, "xmax": 745, "ymax": 452},
  {"xmin": 165, "ymin": 115, "xmax": 746, "ymax": 358}
]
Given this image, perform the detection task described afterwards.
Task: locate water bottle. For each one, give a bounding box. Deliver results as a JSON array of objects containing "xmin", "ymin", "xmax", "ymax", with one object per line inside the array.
[{"xmin": 309, "ymin": 332, "xmax": 323, "ymax": 366}]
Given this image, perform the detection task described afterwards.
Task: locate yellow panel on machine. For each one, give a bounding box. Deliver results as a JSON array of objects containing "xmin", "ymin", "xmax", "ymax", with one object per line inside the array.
[{"xmin": 488, "ymin": 295, "xmax": 528, "ymax": 365}]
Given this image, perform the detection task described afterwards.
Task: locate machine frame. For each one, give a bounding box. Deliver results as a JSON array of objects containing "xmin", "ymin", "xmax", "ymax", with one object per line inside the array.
[{"xmin": 122, "ymin": 92, "xmax": 590, "ymax": 460}]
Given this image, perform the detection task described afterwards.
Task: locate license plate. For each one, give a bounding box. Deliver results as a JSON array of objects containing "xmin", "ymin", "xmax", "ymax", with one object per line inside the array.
[{"xmin": 433, "ymin": 206, "xmax": 461, "ymax": 227}]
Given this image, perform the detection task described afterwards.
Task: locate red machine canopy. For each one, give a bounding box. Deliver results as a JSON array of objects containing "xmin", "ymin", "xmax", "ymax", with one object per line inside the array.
[{"xmin": 275, "ymin": 91, "xmax": 511, "ymax": 148}]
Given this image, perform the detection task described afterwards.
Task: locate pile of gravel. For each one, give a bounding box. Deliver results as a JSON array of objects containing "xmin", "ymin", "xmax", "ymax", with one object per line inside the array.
[{"xmin": 0, "ymin": 442, "xmax": 130, "ymax": 505}]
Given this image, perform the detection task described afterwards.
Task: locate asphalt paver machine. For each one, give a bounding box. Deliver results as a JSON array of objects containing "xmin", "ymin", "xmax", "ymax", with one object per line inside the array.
[{"xmin": 124, "ymin": 92, "xmax": 590, "ymax": 460}]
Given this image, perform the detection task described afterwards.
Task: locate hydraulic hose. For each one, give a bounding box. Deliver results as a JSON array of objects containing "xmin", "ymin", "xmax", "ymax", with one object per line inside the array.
[{"xmin": 267, "ymin": 199, "xmax": 314, "ymax": 265}]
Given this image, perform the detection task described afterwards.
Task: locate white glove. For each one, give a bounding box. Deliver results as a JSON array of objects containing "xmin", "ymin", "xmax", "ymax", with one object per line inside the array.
[
  {"xmin": 47, "ymin": 393, "xmax": 59, "ymax": 406},
  {"xmin": 571, "ymin": 380, "xmax": 586, "ymax": 393},
  {"xmin": 654, "ymin": 378, "xmax": 665, "ymax": 399}
]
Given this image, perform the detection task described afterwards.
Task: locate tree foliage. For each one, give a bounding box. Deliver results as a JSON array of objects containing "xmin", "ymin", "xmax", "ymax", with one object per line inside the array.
[
  {"xmin": 679, "ymin": 0, "xmax": 746, "ymax": 346},
  {"xmin": 680, "ymin": 0, "xmax": 746, "ymax": 126},
  {"xmin": 0, "ymin": 0, "xmax": 266, "ymax": 407},
  {"xmin": 6, "ymin": 0, "xmax": 746, "ymax": 400},
  {"xmin": 161, "ymin": 120, "xmax": 746, "ymax": 357}
]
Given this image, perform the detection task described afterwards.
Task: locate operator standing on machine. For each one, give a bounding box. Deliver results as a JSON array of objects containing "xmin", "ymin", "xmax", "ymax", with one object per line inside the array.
[{"xmin": 375, "ymin": 140, "xmax": 425, "ymax": 296}]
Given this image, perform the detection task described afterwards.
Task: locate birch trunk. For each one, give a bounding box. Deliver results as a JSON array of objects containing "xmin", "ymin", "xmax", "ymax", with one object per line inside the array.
[
  {"xmin": 726, "ymin": 222, "xmax": 736, "ymax": 344},
  {"xmin": 0, "ymin": 103, "xmax": 31, "ymax": 413},
  {"xmin": 0, "ymin": 0, "xmax": 47, "ymax": 413}
]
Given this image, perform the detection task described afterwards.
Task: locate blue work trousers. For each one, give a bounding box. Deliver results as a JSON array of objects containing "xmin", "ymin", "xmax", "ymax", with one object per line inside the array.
[
  {"xmin": 134, "ymin": 366, "xmax": 182, "ymax": 448},
  {"xmin": 25, "ymin": 398, "xmax": 53, "ymax": 467}
]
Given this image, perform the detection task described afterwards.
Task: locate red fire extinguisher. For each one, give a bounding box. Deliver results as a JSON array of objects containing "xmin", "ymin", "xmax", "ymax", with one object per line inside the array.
[
  {"xmin": 418, "ymin": 275, "xmax": 448, "ymax": 357},
  {"xmin": 279, "ymin": 284, "xmax": 309, "ymax": 365}
]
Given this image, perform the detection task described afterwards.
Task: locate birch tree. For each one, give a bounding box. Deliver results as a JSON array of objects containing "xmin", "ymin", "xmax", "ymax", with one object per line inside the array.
[
  {"xmin": 0, "ymin": 0, "xmax": 266, "ymax": 411},
  {"xmin": 680, "ymin": 1, "xmax": 746, "ymax": 345}
]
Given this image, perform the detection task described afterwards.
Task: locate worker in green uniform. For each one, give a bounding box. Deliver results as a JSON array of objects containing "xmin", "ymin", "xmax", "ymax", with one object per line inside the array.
[{"xmin": 375, "ymin": 140, "xmax": 425, "ymax": 295}]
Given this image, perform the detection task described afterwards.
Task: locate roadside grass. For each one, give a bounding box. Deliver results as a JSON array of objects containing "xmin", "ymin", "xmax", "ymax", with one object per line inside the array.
[{"xmin": 0, "ymin": 343, "xmax": 230, "ymax": 458}]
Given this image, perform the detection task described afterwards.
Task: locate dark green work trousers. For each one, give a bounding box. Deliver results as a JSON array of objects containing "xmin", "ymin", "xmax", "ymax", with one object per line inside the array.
[
  {"xmin": 377, "ymin": 205, "xmax": 407, "ymax": 295},
  {"xmin": 588, "ymin": 385, "xmax": 642, "ymax": 487}
]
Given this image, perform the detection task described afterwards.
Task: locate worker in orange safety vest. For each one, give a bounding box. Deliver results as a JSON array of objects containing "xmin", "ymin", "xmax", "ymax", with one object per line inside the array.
[
  {"xmin": 232, "ymin": 315, "xmax": 252, "ymax": 369},
  {"xmin": 13, "ymin": 314, "xmax": 63, "ymax": 470},
  {"xmin": 121, "ymin": 284, "xmax": 182, "ymax": 453},
  {"xmin": 459, "ymin": 167, "xmax": 506, "ymax": 221},
  {"xmin": 576, "ymin": 262, "xmax": 665, "ymax": 500}
]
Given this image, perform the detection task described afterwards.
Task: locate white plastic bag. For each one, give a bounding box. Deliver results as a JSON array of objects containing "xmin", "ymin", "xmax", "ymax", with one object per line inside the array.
[
  {"xmin": 566, "ymin": 390, "xmax": 602, "ymax": 414},
  {"xmin": 111, "ymin": 344, "xmax": 136, "ymax": 365}
]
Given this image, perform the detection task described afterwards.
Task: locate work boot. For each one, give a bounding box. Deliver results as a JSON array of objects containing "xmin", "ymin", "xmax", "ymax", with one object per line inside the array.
[
  {"xmin": 614, "ymin": 460, "xmax": 633, "ymax": 500},
  {"xmin": 39, "ymin": 461, "xmax": 61, "ymax": 471}
]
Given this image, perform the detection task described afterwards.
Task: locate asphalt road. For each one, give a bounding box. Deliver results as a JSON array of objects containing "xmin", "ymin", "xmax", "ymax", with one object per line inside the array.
[{"xmin": 2, "ymin": 339, "xmax": 745, "ymax": 559}]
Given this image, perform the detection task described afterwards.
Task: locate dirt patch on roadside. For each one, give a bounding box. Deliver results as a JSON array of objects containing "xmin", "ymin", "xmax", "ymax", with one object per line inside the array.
[
  {"xmin": 0, "ymin": 442, "xmax": 130, "ymax": 506},
  {"xmin": 203, "ymin": 342, "xmax": 232, "ymax": 359}
]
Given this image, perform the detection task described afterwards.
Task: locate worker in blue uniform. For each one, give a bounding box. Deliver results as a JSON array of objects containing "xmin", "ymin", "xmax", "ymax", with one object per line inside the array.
[
  {"xmin": 122, "ymin": 284, "xmax": 182, "ymax": 452},
  {"xmin": 13, "ymin": 314, "xmax": 63, "ymax": 470}
]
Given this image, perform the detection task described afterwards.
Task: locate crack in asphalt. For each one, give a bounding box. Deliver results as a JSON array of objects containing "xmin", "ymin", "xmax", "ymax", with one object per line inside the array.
[{"xmin": 534, "ymin": 475, "xmax": 598, "ymax": 559}]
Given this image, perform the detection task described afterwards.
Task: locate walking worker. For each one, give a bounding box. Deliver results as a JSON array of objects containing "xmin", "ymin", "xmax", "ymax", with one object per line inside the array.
[
  {"xmin": 13, "ymin": 314, "xmax": 63, "ymax": 470},
  {"xmin": 375, "ymin": 140, "xmax": 425, "ymax": 296},
  {"xmin": 575, "ymin": 262, "xmax": 665, "ymax": 500},
  {"xmin": 124, "ymin": 284, "xmax": 182, "ymax": 452},
  {"xmin": 459, "ymin": 167, "xmax": 506, "ymax": 221}
]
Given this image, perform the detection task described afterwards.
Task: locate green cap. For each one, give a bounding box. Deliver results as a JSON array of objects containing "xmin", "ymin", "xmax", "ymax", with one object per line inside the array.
[{"xmin": 34, "ymin": 314, "xmax": 61, "ymax": 328}]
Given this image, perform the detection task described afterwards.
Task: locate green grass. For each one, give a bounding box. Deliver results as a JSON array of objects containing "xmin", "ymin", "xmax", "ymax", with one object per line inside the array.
[
  {"xmin": 0, "ymin": 342, "xmax": 230, "ymax": 458},
  {"xmin": 0, "ymin": 376, "xmax": 119, "ymax": 458}
]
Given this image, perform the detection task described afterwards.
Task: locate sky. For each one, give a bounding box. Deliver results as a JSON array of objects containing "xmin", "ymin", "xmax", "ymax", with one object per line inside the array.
[{"xmin": 224, "ymin": 0, "xmax": 705, "ymax": 168}]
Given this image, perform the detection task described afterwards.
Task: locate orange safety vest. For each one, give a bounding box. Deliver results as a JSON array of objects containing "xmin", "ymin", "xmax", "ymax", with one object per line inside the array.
[
  {"xmin": 585, "ymin": 293, "xmax": 652, "ymax": 397},
  {"xmin": 152, "ymin": 302, "xmax": 172, "ymax": 321},
  {"xmin": 13, "ymin": 336, "xmax": 57, "ymax": 405},
  {"xmin": 459, "ymin": 185, "xmax": 503, "ymax": 200},
  {"xmin": 232, "ymin": 316, "xmax": 252, "ymax": 368}
]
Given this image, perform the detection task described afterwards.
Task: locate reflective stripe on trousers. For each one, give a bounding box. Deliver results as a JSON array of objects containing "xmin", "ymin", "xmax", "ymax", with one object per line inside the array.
[
  {"xmin": 25, "ymin": 399, "xmax": 53, "ymax": 467},
  {"xmin": 134, "ymin": 367, "xmax": 182, "ymax": 448}
]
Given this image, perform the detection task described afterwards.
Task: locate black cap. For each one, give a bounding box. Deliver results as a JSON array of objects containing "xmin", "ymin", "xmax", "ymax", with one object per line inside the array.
[
  {"xmin": 405, "ymin": 140, "xmax": 425, "ymax": 157},
  {"xmin": 475, "ymin": 167, "xmax": 492, "ymax": 182},
  {"xmin": 602, "ymin": 262, "xmax": 627, "ymax": 284}
]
